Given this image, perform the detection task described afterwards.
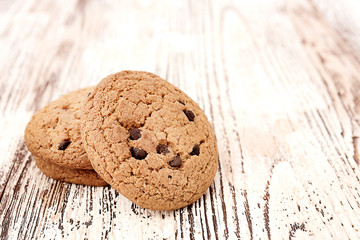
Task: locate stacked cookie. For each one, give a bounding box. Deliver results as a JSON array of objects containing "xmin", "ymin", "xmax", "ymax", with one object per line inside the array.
[
  {"xmin": 25, "ymin": 87, "xmax": 108, "ymax": 186},
  {"xmin": 25, "ymin": 71, "xmax": 218, "ymax": 210}
]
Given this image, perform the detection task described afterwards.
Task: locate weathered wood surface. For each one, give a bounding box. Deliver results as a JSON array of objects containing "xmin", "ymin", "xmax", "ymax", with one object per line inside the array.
[{"xmin": 1, "ymin": 0, "xmax": 360, "ymax": 239}]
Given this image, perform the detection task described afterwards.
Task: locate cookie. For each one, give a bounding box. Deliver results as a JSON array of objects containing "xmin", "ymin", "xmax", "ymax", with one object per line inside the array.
[
  {"xmin": 34, "ymin": 157, "xmax": 107, "ymax": 186},
  {"xmin": 25, "ymin": 87, "xmax": 94, "ymax": 169},
  {"xmin": 81, "ymin": 71, "xmax": 218, "ymax": 210}
]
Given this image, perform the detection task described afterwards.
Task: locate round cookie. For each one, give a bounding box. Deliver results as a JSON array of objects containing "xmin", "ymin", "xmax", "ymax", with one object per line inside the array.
[
  {"xmin": 25, "ymin": 87, "xmax": 94, "ymax": 170},
  {"xmin": 82, "ymin": 71, "xmax": 218, "ymax": 210},
  {"xmin": 34, "ymin": 157, "xmax": 107, "ymax": 186}
]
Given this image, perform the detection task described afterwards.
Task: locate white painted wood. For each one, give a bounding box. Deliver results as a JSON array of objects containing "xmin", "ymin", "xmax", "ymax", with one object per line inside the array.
[{"xmin": 0, "ymin": 0, "xmax": 360, "ymax": 239}]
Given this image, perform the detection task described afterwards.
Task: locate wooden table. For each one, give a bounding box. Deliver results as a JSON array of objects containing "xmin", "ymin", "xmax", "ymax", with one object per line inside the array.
[{"xmin": 1, "ymin": 0, "xmax": 360, "ymax": 239}]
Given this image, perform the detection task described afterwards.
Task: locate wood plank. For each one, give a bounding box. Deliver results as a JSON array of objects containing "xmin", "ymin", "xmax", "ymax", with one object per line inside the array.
[{"xmin": 310, "ymin": 0, "xmax": 360, "ymax": 63}]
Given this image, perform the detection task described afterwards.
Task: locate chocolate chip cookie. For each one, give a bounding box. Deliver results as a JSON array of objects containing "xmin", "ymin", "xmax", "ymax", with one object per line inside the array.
[
  {"xmin": 25, "ymin": 87, "xmax": 94, "ymax": 169},
  {"xmin": 34, "ymin": 157, "xmax": 107, "ymax": 186},
  {"xmin": 81, "ymin": 71, "xmax": 218, "ymax": 210}
]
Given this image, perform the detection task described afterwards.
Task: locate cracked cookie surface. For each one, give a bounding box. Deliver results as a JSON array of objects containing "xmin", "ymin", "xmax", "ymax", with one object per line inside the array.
[
  {"xmin": 25, "ymin": 87, "xmax": 94, "ymax": 169},
  {"xmin": 81, "ymin": 71, "xmax": 218, "ymax": 210},
  {"xmin": 34, "ymin": 157, "xmax": 107, "ymax": 186}
]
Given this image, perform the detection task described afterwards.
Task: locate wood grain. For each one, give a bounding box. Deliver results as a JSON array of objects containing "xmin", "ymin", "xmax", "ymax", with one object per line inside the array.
[{"xmin": 1, "ymin": 0, "xmax": 360, "ymax": 239}]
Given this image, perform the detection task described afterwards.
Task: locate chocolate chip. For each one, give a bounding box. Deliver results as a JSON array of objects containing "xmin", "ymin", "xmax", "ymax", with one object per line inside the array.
[
  {"xmin": 87, "ymin": 92, "xmax": 91, "ymax": 97},
  {"xmin": 58, "ymin": 140, "xmax": 71, "ymax": 150},
  {"xmin": 131, "ymin": 148, "xmax": 147, "ymax": 160},
  {"xmin": 169, "ymin": 155, "xmax": 182, "ymax": 167},
  {"xmin": 190, "ymin": 144, "xmax": 200, "ymax": 156},
  {"xmin": 130, "ymin": 128, "xmax": 141, "ymax": 140},
  {"xmin": 178, "ymin": 100, "xmax": 185, "ymax": 105},
  {"xmin": 183, "ymin": 110, "xmax": 195, "ymax": 121},
  {"xmin": 156, "ymin": 144, "xmax": 170, "ymax": 155}
]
